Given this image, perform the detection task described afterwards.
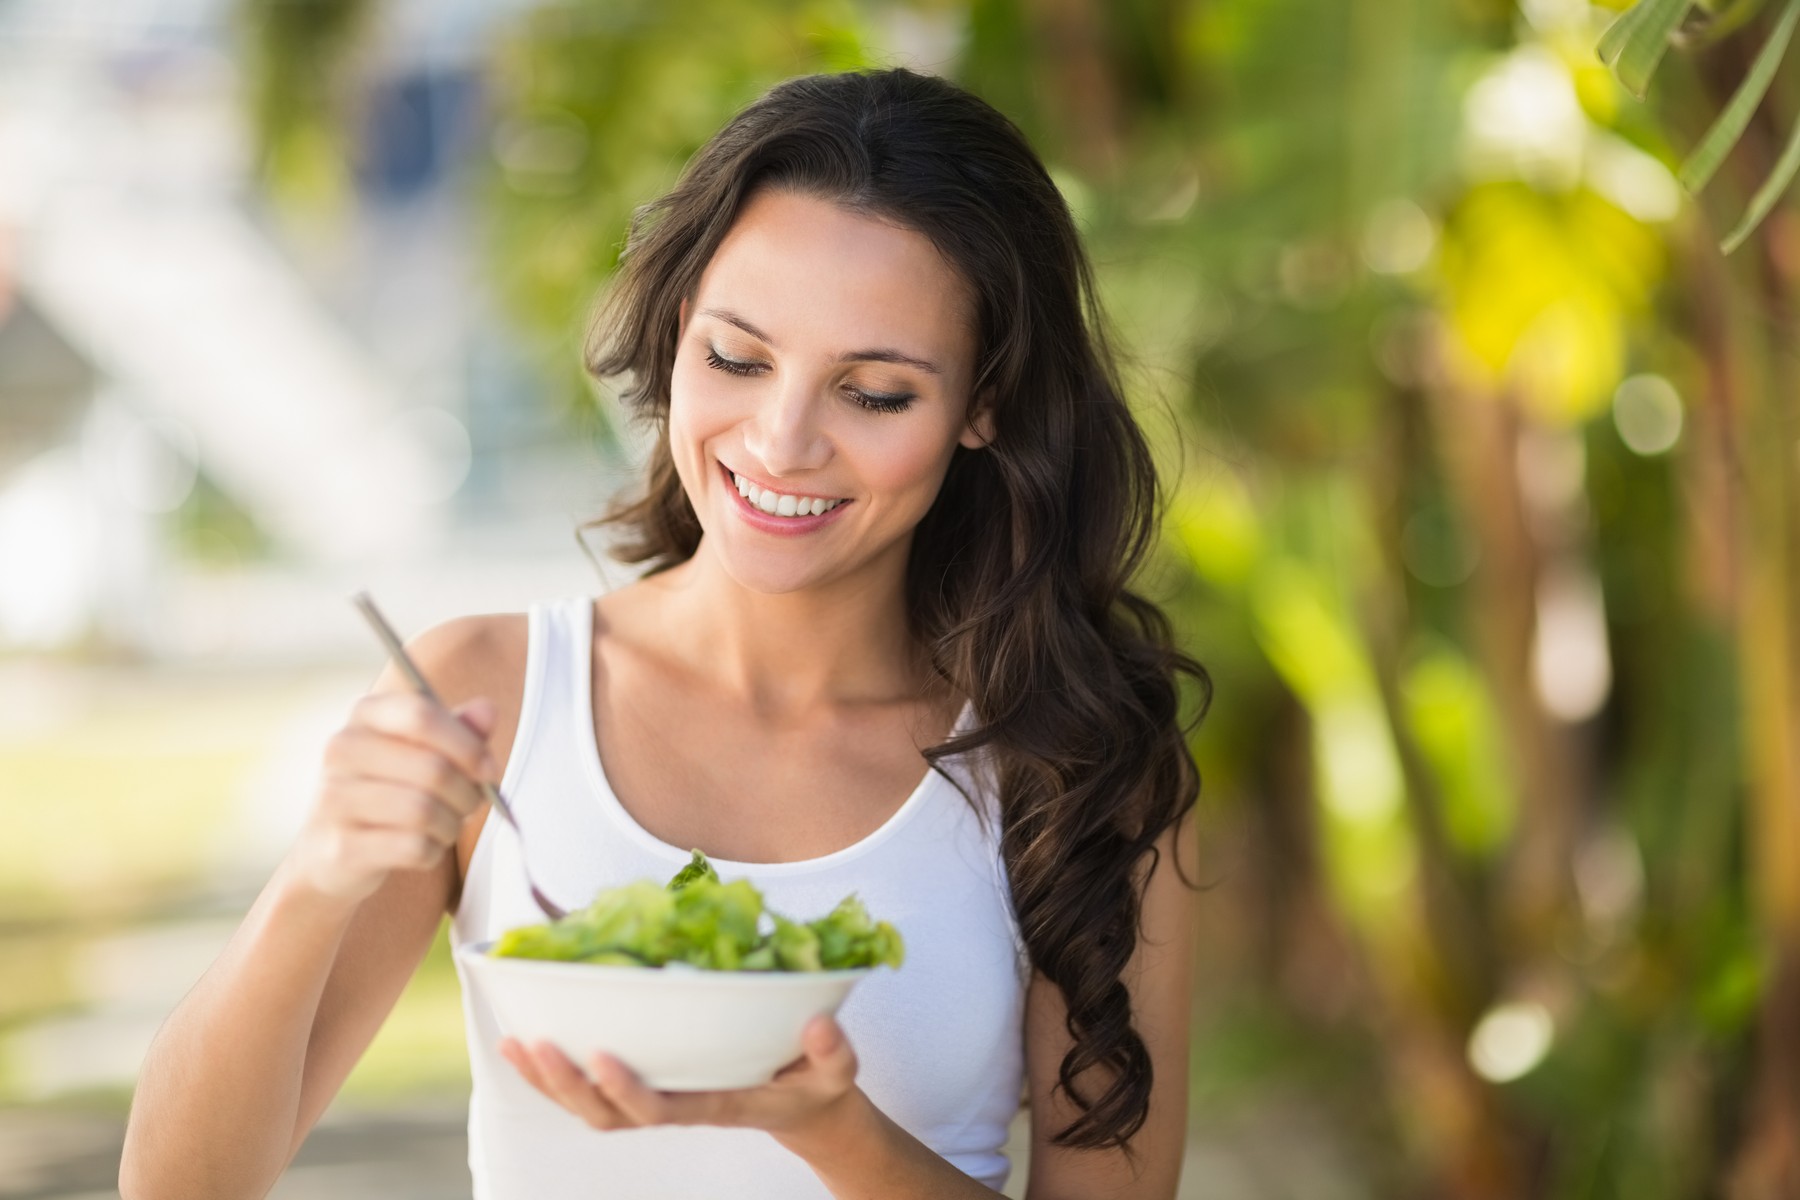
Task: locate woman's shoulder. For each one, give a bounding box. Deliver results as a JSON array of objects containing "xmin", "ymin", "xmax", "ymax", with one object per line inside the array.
[
  {"xmin": 438, "ymin": 585, "xmax": 647, "ymax": 709},
  {"xmin": 404, "ymin": 609, "xmax": 531, "ymax": 716}
]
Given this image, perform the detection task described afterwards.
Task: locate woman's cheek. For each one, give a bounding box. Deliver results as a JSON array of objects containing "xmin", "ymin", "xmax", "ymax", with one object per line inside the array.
[
  {"xmin": 851, "ymin": 428, "xmax": 949, "ymax": 515},
  {"xmin": 681, "ymin": 359, "xmax": 756, "ymax": 430},
  {"xmin": 668, "ymin": 362, "xmax": 729, "ymax": 444}
]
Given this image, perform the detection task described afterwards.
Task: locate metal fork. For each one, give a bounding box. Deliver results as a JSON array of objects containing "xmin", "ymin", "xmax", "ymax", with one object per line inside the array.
[{"xmin": 350, "ymin": 591, "xmax": 568, "ymax": 921}]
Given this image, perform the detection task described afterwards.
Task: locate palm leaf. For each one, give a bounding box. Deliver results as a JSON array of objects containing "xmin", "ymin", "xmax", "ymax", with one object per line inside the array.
[
  {"xmin": 1597, "ymin": 0, "xmax": 1655, "ymax": 64},
  {"xmin": 1679, "ymin": 0, "xmax": 1800, "ymax": 192},
  {"xmin": 1720, "ymin": 109, "xmax": 1800, "ymax": 251},
  {"xmin": 1599, "ymin": 0, "xmax": 1693, "ymax": 98},
  {"xmin": 1687, "ymin": 0, "xmax": 1774, "ymax": 48}
]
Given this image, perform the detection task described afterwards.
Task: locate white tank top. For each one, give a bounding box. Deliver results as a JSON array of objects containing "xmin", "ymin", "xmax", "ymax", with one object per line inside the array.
[{"xmin": 448, "ymin": 593, "xmax": 1030, "ymax": 1198}]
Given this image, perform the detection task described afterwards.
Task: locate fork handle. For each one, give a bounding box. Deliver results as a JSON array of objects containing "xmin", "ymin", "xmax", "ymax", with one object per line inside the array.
[
  {"xmin": 350, "ymin": 593, "xmax": 527, "ymax": 836},
  {"xmin": 349, "ymin": 592, "xmax": 567, "ymax": 921}
]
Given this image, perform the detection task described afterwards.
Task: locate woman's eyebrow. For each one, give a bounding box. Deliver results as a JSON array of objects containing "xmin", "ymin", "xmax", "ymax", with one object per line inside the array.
[{"xmin": 697, "ymin": 306, "xmax": 942, "ymax": 376}]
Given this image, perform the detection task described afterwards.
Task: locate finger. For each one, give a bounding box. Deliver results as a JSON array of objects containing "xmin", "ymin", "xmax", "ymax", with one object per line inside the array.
[
  {"xmin": 502, "ymin": 1037, "xmax": 572, "ymax": 1106},
  {"xmin": 334, "ymin": 778, "xmax": 464, "ymax": 844},
  {"xmin": 587, "ymin": 1053, "xmax": 680, "ymax": 1126},
  {"xmin": 341, "ymin": 825, "xmax": 447, "ymax": 873},
  {"xmin": 531, "ymin": 1041, "xmax": 633, "ymax": 1130},
  {"xmin": 659, "ymin": 1088, "xmax": 740, "ymax": 1127},
  {"xmin": 805, "ymin": 1014, "xmax": 847, "ymax": 1060},
  {"xmin": 605, "ymin": 1075, "xmax": 742, "ymax": 1127},
  {"xmin": 352, "ymin": 691, "xmax": 499, "ymax": 786},
  {"xmin": 504, "ymin": 1041, "xmax": 593, "ymax": 1118},
  {"xmin": 499, "ymin": 1037, "xmax": 549, "ymax": 1091},
  {"xmin": 327, "ymin": 730, "xmax": 487, "ymax": 817},
  {"xmin": 784, "ymin": 1015, "xmax": 857, "ymax": 1085}
]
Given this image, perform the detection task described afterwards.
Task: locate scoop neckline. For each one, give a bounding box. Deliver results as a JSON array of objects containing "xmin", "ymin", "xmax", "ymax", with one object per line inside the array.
[{"xmin": 571, "ymin": 594, "xmax": 974, "ymax": 876}]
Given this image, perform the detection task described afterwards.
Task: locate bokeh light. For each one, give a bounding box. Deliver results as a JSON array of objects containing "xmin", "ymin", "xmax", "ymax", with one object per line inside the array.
[{"xmin": 1612, "ymin": 372, "xmax": 1684, "ymax": 455}]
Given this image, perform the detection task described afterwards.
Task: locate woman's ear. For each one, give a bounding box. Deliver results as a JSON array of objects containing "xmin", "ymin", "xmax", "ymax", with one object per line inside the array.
[{"xmin": 959, "ymin": 387, "xmax": 997, "ymax": 450}]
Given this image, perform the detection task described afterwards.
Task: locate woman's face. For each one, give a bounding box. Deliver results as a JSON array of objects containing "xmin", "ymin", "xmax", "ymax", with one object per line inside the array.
[{"xmin": 668, "ymin": 187, "xmax": 994, "ymax": 595}]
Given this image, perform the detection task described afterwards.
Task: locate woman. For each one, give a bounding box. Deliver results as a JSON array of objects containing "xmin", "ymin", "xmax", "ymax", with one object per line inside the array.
[{"xmin": 121, "ymin": 66, "xmax": 1210, "ymax": 1200}]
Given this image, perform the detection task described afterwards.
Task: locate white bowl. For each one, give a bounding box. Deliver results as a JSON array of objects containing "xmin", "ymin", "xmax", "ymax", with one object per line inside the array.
[{"xmin": 455, "ymin": 938, "xmax": 874, "ymax": 1091}]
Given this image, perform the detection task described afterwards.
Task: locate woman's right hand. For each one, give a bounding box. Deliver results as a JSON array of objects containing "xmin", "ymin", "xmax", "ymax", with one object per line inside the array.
[{"xmin": 290, "ymin": 691, "xmax": 502, "ymax": 906}]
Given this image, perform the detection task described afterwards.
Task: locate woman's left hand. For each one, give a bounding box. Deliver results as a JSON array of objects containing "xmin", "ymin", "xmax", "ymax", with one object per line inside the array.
[{"xmin": 498, "ymin": 1013, "xmax": 860, "ymax": 1137}]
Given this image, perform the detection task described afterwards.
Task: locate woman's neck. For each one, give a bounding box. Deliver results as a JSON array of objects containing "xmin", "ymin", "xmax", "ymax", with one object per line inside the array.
[{"xmin": 640, "ymin": 536, "xmax": 935, "ymax": 720}]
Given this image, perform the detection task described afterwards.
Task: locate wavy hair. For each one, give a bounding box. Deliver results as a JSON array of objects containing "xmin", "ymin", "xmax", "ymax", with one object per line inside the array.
[{"xmin": 576, "ymin": 66, "xmax": 1211, "ymax": 1157}]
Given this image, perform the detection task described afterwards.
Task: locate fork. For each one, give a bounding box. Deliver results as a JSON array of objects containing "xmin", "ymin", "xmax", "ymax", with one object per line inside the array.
[{"xmin": 350, "ymin": 591, "xmax": 569, "ymax": 921}]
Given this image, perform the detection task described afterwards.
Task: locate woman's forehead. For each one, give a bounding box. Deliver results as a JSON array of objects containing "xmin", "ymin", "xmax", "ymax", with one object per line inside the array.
[{"xmin": 694, "ymin": 190, "xmax": 975, "ymax": 366}]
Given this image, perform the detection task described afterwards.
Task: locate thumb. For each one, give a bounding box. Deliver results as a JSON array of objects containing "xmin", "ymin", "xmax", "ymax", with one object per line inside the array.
[{"xmin": 805, "ymin": 1014, "xmax": 849, "ymax": 1063}]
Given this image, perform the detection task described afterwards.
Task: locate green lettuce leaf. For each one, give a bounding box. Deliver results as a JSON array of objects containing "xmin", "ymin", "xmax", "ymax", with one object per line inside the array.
[
  {"xmin": 769, "ymin": 911, "xmax": 823, "ymax": 971},
  {"xmin": 489, "ymin": 851, "xmax": 904, "ymax": 972},
  {"xmin": 809, "ymin": 893, "xmax": 905, "ymax": 970},
  {"xmin": 666, "ymin": 848, "xmax": 720, "ymax": 892}
]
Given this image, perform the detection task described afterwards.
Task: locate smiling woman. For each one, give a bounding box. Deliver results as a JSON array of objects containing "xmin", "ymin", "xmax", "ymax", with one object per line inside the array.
[{"xmin": 119, "ymin": 66, "xmax": 1210, "ymax": 1200}]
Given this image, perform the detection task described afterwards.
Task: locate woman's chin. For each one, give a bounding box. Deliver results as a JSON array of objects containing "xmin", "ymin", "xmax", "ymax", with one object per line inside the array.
[{"xmin": 710, "ymin": 544, "xmax": 839, "ymax": 596}]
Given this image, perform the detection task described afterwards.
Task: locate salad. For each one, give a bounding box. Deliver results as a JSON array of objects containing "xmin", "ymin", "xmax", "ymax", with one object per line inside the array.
[{"xmin": 490, "ymin": 850, "xmax": 905, "ymax": 972}]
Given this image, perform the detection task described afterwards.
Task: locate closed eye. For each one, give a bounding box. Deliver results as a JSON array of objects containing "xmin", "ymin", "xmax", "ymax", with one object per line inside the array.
[
  {"xmin": 704, "ymin": 346, "xmax": 761, "ymax": 378},
  {"xmin": 703, "ymin": 345, "xmax": 915, "ymax": 414}
]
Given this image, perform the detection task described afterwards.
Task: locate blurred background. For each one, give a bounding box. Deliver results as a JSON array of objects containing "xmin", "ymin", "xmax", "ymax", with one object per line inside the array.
[{"xmin": 2, "ymin": 0, "xmax": 1796, "ymax": 1196}]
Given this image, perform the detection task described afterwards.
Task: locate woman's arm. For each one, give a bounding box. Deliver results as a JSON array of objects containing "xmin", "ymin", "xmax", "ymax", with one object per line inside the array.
[
  {"xmin": 118, "ymin": 617, "xmax": 502, "ymax": 1200},
  {"xmin": 118, "ymin": 853, "xmax": 445, "ymax": 1199},
  {"xmin": 771, "ymin": 1087, "xmax": 1008, "ymax": 1198},
  {"xmin": 1018, "ymin": 812, "xmax": 1197, "ymax": 1200}
]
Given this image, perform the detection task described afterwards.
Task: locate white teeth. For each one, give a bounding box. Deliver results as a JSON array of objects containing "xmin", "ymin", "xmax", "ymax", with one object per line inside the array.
[{"xmin": 730, "ymin": 470, "xmax": 843, "ymax": 518}]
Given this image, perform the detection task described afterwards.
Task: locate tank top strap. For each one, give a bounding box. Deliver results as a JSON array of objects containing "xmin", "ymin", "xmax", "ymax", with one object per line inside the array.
[
  {"xmin": 471, "ymin": 595, "xmax": 608, "ymax": 915},
  {"xmin": 499, "ymin": 595, "xmax": 579, "ymax": 819},
  {"xmin": 563, "ymin": 590, "xmax": 597, "ymax": 768}
]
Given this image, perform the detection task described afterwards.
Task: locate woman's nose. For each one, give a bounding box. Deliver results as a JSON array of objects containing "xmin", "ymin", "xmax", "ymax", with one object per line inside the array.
[{"xmin": 741, "ymin": 378, "xmax": 832, "ymax": 475}]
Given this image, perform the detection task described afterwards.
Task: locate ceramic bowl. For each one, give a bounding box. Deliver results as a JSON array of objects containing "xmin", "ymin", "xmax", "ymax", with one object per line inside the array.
[{"xmin": 455, "ymin": 939, "xmax": 873, "ymax": 1091}]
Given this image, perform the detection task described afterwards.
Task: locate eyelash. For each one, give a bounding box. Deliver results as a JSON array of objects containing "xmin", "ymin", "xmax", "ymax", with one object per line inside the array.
[{"xmin": 703, "ymin": 346, "xmax": 916, "ymax": 414}]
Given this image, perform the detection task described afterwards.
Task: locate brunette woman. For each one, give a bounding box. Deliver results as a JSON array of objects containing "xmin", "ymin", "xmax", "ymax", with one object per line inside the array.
[{"xmin": 122, "ymin": 65, "xmax": 1210, "ymax": 1200}]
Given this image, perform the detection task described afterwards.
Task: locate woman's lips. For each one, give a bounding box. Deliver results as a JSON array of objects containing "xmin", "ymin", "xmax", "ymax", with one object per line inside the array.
[{"xmin": 717, "ymin": 460, "xmax": 854, "ymax": 535}]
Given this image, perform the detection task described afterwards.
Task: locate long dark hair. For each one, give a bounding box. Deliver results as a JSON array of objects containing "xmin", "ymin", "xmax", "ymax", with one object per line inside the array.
[{"xmin": 577, "ymin": 66, "xmax": 1211, "ymax": 1158}]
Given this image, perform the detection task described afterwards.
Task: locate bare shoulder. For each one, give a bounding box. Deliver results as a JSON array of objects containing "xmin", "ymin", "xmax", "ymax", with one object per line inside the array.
[{"xmin": 398, "ymin": 610, "xmax": 527, "ymax": 702}]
